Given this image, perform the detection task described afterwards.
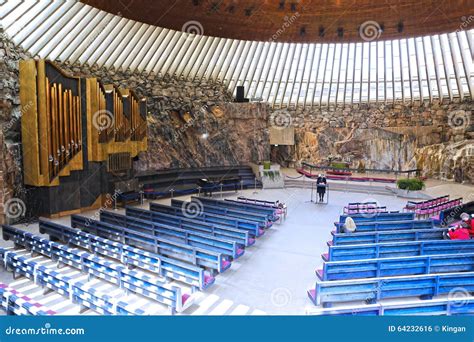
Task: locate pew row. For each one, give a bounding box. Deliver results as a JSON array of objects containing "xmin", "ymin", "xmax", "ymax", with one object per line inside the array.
[
  {"xmin": 178, "ymin": 199, "xmax": 271, "ymax": 229},
  {"xmin": 10, "ymin": 222, "xmax": 214, "ymax": 290},
  {"xmin": 329, "ymin": 228, "xmax": 447, "ymax": 246},
  {"xmin": 1, "ymin": 227, "xmax": 194, "ymax": 314},
  {"xmin": 307, "ymin": 297, "xmax": 474, "ymax": 315},
  {"xmin": 334, "ymin": 219, "xmax": 433, "ymax": 233},
  {"xmin": 93, "ymin": 212, "xmax": 243, "ymax": 259},
  {"xmin": 150, "ymin": 202, "xmax": 263, "ymax": 237},
  {"xmin": 235, "ymin": 197, "xmax": 287, "ymax": 220},
  {"xmin": 323, "ymin": 239, "xmax": 474, "ymax": 262},
  {"xmin": 0, "ymin": 282, "xmax": 56, "ymax": 315},
  {"xmin": 193, "ymin": 196, "xmax": 280, "ymax": 222},
  {"xmin": 0, "ymin": 247, "xmax": 158, "ymax": 315},
  {"xmin": 415, "ymin": 198, "xmax": 463, "ymax": 219},
  {"xmin": 307, "ymin": 271, "xmax": 474, "ymax": 307},
  {"xmin": 66, "ymin": 216, "xmax": 230, "ymax": 273},
  {"xmin": 316, "ymin": 253, "xmax": 474, "ymax": 281},
  {"xmin": 405, "ymin": 195, "xmax": 450, "ymax": 211},
  {"xmin": 335, "ymin": 212, "xmax": 415, "ymax": 228},
  {"xmin": 125, "ymin": 206, "xmax": 252, "ymax": 247}
]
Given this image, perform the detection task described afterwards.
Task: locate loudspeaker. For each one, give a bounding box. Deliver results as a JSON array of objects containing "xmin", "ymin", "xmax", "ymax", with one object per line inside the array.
[{"xmin": 236, "ymin": 86, "xmax": 245, "ymax": 101}]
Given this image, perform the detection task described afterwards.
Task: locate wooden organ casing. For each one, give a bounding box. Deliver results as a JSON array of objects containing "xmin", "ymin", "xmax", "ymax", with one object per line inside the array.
[{"xmin": 19, "ymin": 60, "xmax": 147, "ymax": 217}]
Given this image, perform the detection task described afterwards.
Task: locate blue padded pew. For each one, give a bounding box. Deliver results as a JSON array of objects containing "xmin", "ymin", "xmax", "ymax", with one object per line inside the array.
[
  {"xmin": 186, "ymin": 198, "xmax": 272, "ymax": 228},
  {"xmin": 125, "ymin": 206, "xmax": 252, "ymax": 247},
  {"xmin": 1, "ymin": 230, "xmax": 193, "ymax": 314},
  {"xmin": 12, "ymin": 223, "xmax": 214, "ymax": 291},
  {"xmin": 193, "ymin": 196, "xmax": 280, "ymax": 222},
  {"xmin": 93, "ymin": 212, "xmax": 243, "ymax": 259},
  {"xmin": 330, "ymin": 228, "xmax": 447, "ymax": 246},
  {"xmin": 308, "ymin": 271, "xmax": 474, "ymax": 307},
  {"xmin": 307, "ymin": 297, "xmax": 474, "ymax": 316},
  {"xmin": 323, "ymin": 239, "xmax": 474, "ymax": 262},
  {"xmin": 187, "ymin": 197, "xmax": 273, "ymax": 228},
  {"xmin": 150, "ymin": 202, "xmax": 263, "ymax": 237},
  {"xmin": 333, "ymin": 219, "xmax": 433, "ymax": 233},
  {"xmin": 0, "ymin": 282, "xmax": 56, "ymax": 315},
  {"xmin": 316, "ymin": 253, "xmax": 474, "ymax": 281},
  {"xmin": 66, "ymin": 216, "xmax": 230, "ymax": 273},
  {"xmin": 0, "ymin": 247, "xmax": 157, "ymax": 315},
  {"xmin": 335, "ymin": 212, "xmax": 415, "ymax": 229}
]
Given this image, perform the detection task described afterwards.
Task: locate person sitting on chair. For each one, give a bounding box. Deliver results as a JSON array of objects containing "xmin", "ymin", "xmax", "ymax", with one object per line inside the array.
[
  {"xmin": 316, "ymin": 174, "xmax": 327, "ymax": 202},
  {"xmin": 343, "ymin": 217, "xmax": 357, "ymax": 233},
  {"xmin": 444, "ymin": 213, "xmax": 472, "ymax": 240}
]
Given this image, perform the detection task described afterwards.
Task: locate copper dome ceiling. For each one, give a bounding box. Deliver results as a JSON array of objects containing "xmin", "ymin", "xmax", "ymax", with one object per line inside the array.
[{"xmin": 81, "ymin": 0, "xmax": 472, "ymax": 43}]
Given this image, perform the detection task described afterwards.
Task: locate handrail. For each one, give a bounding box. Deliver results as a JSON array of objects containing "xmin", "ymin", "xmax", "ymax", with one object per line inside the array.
[{"xmin": 301, "ymin": 161, "xmax": 421, "ymax": 175}]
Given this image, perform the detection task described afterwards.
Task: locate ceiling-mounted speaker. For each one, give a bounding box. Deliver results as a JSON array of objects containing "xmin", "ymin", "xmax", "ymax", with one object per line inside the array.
[
  {"xmin": 290, "ymin": 3, "xmax": 297, "ymax": 12},
  {"xmin": 244, "ymin": 7, "xmax": 253, "ymax": 16},
  {"xmin": 279, "ymin": 1, "xmax": 285, "ymax": 10},
  {"xmin": 235, "ymin": 86, "xmax": 249, "ymax": 103}
]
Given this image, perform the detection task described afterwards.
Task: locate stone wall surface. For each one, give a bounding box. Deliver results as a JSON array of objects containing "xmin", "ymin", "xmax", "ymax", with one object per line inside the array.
[{"xmin": 273, "ymin": 101, "xmax": 473, "ymax": 182}]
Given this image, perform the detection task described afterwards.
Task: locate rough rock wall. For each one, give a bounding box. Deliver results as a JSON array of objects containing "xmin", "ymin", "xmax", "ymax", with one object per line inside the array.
[
  {"xmin": 0, "ymin": 30, "xmax": 31, "ymax": 223},
  {"xmin": 274, "ymin": 100, "xmax": 473, "ymax": 182}
]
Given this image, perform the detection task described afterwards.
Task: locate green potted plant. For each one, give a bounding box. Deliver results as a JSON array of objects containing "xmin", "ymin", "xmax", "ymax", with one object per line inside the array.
[{"xmin": 396, "ymin": 178, "xmax": 425, "ymax": 191}]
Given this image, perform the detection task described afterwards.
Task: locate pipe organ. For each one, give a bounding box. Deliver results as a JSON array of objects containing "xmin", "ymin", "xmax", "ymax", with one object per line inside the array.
[{"xmin": 20, "ymin": 60, "xmax": 147, "ymax": 217}]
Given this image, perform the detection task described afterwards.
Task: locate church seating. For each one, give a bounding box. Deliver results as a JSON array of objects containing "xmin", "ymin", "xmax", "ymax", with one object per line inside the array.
[
  {"xmin": 307, "ymin": 272, "xmax": 474, "ymax": 307},
  {"xmin": 316, "ymin": 253, "xmax": 474, "ymax": 281},
  {"xmin": 333, "ymin": 219, "xmax": 433, "ymax": 233},
  {"xmin": 1, "ymin": 248, "xmax": 156, "ymax": 315},
  {"xmin": 323, "ymin": 239, "xmax": 474, "ymax": 262},
  {"xmin": 173, "ymin": 199, "xmax": 271, "ymax": 228},
  {"xmin": 193, "ymin": 196, "xmax": 280, "ymax": 222},
  {"xmin": 0, "ymin": 282, "xmax": 56, "ymax": 316},
  {"xmin": 125, "ymin": 206, "xmax": 252, "ymax": 248},
  {"xmin": 335, "ymin": 212, "xmax": 415, "ymax": 227},
  {"xmin": 1, "ymin": 230, "xmax": 193, "ymax": 314},
  {"xmin": 330, "ymin": 228, "xmax": 446, "ymax": 246},
  {"xmin": 235, "ymin": 197, "xmax": 288, "ymax": 220},
  {"xmin": 307, "ymin": 297, "xmax": 474, "ymax": 315},
  {"xmin": 94, "ymin": 212, "xmax": 243, "ymax": 259},
  {"xmin": 5, "ymin": 223, "xmax": 214, "ymax": 291},
  {"xmin": 151, "ymin": 202, "xmax": 263, "ymax": 237},
  {"xmin": 404, "ymin": 195, "xmax": 450, "ymax": 211},
  {"xmin": 436, "ymin": 200, "xmax": 474, "ymax": 226},
  {"xmin": 65, "ymin": 217, "xmax": 230, "ymax": 273},
  {"xmin": 415, "ymin": 198, "xmax": 463, "ymax": 219}
]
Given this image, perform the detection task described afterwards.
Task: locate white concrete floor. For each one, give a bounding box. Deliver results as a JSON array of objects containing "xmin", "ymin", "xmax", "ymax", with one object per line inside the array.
[{"xmin": 1, "ymin": 181, "xmax": 472, "ymax": 315}]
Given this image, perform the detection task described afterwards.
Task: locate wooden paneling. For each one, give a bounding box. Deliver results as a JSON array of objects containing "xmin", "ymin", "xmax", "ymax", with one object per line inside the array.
[{"xmin": 81, "ymin": 0, "xmax": 471, "ymax": 43}]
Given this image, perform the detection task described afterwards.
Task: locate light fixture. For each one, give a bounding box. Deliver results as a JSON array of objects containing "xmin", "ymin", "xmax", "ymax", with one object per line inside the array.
[{"xmin": 201, "ymin": 133, "xmax": 209, "ymax": 139}]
